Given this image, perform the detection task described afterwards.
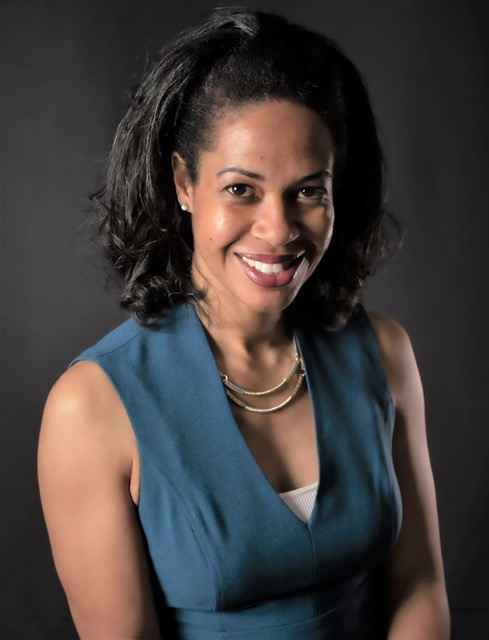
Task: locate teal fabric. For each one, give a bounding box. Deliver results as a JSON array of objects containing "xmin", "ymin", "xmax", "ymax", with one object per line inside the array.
[{"xmin": 71, "ymin": 303, "xmax": 401, "ymax": 638}]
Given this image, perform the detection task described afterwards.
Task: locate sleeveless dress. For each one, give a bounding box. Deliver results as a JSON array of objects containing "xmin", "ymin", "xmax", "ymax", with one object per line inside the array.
[{"xmin": 71, "ymin": 303, "xmax": 402, "ymax": 639}]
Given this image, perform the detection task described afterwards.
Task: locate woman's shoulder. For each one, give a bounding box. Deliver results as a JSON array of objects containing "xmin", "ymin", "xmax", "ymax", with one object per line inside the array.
[
  {"xmin": 366, "ymin": 310, "xmax": 412, "ymax": 355},
  {"xmin": 39, "ymin": 360, "xmax": 136, "ymax": 493},
  {"xmin": 71, "ymin": 304, "xmax": 195, "ymax": 368},
  {"xmin": 71, "ymin": 318, "xmax": 145, "ymax": 366},
  {"xmin": 45, "ymin": 360, "xmax": 120, "ymax": 426},
  {"xmin": 366, "ymin": 309, "xmax": 421, "ymax": 410}
]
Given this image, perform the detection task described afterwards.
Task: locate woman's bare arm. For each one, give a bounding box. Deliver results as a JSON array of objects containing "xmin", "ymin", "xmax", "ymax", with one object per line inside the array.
[
  {"xmin": 38, "ymin": 361, "xmax": 162, "ymax": 639},
  {"xmin": 369, "ymin": 312, "xmax": 450, "ymax": 639}
]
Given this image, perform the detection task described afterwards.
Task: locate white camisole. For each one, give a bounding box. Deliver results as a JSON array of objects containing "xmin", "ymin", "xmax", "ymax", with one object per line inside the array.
[{"xmin": 279, "ymin": 481, "xmax": 318, "ymax": 523}]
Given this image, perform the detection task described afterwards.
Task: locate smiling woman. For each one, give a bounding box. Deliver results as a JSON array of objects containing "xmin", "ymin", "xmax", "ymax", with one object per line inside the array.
[
  {"xmin": 172, "ymin": 100, "xmax": 335, "ymax": 318},
  {"xmin": 38, "ymin": 6, "xmax": 450, "ymax": 639}
]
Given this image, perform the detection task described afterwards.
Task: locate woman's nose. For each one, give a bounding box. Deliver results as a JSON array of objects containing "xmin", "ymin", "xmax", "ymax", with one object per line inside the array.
[{"xmin": 252, "ymin": 198, "xmax": 300, "ymax": 247}]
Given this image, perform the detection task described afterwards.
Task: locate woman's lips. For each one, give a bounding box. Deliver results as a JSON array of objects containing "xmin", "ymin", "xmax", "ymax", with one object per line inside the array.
[{"xmin": 236, "ymin": 253, "xmax": 304, "ymax": 287}]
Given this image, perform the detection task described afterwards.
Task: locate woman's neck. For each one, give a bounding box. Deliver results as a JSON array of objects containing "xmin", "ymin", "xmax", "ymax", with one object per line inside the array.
[{"xmin": 194, "ymin": 298, "xmax": 293, "ymax": 362}]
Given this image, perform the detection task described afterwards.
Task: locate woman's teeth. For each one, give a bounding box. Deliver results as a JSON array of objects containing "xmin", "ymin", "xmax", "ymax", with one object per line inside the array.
[{"xmin": 241, "ymin": 256, "xmax": 293, "ymax": 274}]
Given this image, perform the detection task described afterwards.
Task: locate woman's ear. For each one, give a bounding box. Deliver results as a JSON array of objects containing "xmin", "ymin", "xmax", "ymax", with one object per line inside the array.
[{"xmin": 171, "ymin": 151, "xmax": 194, "ymax": 211}]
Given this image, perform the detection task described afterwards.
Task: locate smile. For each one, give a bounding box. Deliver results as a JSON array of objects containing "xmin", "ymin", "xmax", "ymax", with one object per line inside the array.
[
  {"xmin": 240, "ymin": 256, "xmax": 294, "ymax": 274},
  {"xmin": 236, "ymin": 253, "xmax": 304, "ymax": 288}
]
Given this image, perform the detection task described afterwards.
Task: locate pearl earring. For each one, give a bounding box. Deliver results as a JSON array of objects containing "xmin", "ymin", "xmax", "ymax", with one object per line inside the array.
[{"xmin": 180, "ymin": 203, "xmax": 189, "ymax": 212}]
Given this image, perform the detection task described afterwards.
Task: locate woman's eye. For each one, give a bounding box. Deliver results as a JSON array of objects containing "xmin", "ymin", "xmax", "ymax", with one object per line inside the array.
[
  {"xmin": 298, "ymin": 186, "xmax": 327, "ymax": 200},
  {"xmin": 226, "ymin": 184, "xmax": 254, "ymax": 197}
]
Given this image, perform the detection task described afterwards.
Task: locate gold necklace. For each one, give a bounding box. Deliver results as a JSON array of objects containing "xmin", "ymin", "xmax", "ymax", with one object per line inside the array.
[
  {"xmin": 219, "ymin": 347, "xmax": 306, "ymax": 413},
  {"xmin": 220, "ymin": 352, "xmax": 302, "ymax": 396}
]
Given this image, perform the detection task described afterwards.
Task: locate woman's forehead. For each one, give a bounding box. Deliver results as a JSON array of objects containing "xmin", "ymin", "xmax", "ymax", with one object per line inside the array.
[{"xmin": 200, "ymin": 100, "xmax": 335, "ymax": 175}]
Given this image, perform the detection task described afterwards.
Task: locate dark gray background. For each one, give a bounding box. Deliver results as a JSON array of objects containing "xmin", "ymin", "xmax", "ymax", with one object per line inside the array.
[{"xmin": 1, "ymin": 0, "xmax": 488, "ymax": 637}]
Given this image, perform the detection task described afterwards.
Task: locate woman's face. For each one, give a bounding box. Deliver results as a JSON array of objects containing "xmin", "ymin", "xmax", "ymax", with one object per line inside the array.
[{"xmin": 173, "ymin": 99, "xmax": 335, "ymax": 320}]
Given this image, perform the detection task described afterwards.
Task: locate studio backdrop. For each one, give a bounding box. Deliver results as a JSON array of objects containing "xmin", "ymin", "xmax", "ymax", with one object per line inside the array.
[{"xmin": 1, "ymin": 0, "xmax": 488, "ymax": 637}]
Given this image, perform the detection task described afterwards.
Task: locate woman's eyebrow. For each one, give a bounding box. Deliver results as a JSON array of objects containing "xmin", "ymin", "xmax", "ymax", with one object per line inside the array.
[
  {"xmin": 216, "ymin": 167, "xmax": 265, "ymax": 180},
  {"xmin": 297, "ymin": 170, "xmax": 332, "ymax": 183}
]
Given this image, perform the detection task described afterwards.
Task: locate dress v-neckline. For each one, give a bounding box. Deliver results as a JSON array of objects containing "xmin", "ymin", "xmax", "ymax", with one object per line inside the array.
[{"xmin": 189, "ymin": 307, "xmax": 323, "ymax": 527}]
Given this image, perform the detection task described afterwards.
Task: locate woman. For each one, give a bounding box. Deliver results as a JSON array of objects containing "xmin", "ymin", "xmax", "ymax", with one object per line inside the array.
[{"xmin": 38, "ymin": 7, "xmax": 450, "ymax": 639}]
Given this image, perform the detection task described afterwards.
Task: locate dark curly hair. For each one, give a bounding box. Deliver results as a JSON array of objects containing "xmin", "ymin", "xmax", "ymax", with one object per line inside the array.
[{"xmin": 93, "ymin": 6, "xmax": 396, "ymax": 328}]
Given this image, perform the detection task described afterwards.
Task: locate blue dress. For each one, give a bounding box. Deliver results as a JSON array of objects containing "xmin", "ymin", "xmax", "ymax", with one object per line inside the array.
[{"xmin": 72, "ymin": 303, "xmax": 401, "ymax": 639}]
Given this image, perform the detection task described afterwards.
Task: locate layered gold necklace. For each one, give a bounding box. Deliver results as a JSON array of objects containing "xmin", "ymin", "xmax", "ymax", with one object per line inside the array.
[{"xmin": 219, "ymin": 345, "xmax": 306, "ymax": 414}]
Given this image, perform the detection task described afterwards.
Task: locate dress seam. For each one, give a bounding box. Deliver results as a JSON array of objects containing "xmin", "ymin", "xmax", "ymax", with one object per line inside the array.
[
  {"xmin": 138, "ymin": 448, "xmax": 222, "ymax": 613},
  {"xmin": 306, "ymin": 525, "xmax": 318, "ymax": 616},
  {"xmin": 70, "ymin": 324, "xmax": 146, "ymax": 365}
]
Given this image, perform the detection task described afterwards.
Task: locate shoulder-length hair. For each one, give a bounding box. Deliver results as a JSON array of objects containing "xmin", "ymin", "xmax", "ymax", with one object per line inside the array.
[{"xmin": 93, "ymin": 7, "xmax": 396, "ymax": 328}]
